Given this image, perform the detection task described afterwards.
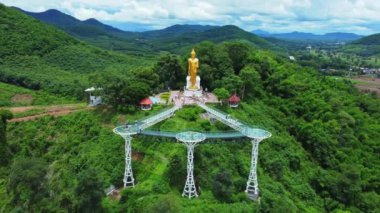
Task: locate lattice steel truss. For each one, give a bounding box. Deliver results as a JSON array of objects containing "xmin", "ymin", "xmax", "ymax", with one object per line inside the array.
[
  {"xmin": 183, "ymin": 142, "xmax": 198, "ymax": 198},
  {"xmin": 176, "ymin": 131, "xmax": 206, "ymax": 198},
  {"xmin": 123, "ymin": 136, "xmax": 135, "ymax": 188},
  {"xmin": 245, "ymin": 138, "xmax": 262, "ymax": 200}
]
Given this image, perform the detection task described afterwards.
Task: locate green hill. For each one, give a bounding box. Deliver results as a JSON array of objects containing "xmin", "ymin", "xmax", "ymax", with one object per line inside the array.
[
  {"xmin": 16, "ymin": 8, "xmax": 153, "ymax": 55},
  {"xmin": 352, "ymin": 33, "xmax": 380, "ymax": 45},
  {"xmin": 1, "ymin": 3, "xmax": 379, "ymax": 213},
  {"xmin": 0, "ymin": 4, "xmax": 154, "ymax": 97},
  {"xmin": 146, "ymin": 25, "xmax": 279, "ymax": 54},
  {"xmin": 343, "ymin": 33, "xmax": 380, "ymax": 57},
  {"xmin": 140, "ymin": 24, "xmax": 218, "ymax": 39},
  {"xmin": 1, "ymin": 41, "xmax": 379, "ymax": 212}
]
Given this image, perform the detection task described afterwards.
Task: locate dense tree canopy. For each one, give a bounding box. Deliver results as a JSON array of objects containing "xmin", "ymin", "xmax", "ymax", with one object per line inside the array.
[{"xmin": 154, "ymin": 54, "xmax": 186, "ymax": 90}]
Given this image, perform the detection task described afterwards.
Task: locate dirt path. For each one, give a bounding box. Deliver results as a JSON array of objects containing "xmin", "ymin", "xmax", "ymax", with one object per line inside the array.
[
  {"xmin": 4, "ymin": 104, "xmax": 84, "ymax": 113},
  {"xmin": 1, "ymin": 104, "xmax": 91, "ymax": 122}
]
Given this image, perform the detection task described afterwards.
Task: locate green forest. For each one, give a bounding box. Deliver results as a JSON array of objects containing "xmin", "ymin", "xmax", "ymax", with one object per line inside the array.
[{"xmin": 0, "ymin": 3, "xmax": 380, "ymax": 213}]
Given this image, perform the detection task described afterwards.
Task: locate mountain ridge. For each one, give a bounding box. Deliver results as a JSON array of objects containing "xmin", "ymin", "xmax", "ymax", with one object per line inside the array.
[
  {"xmin": 17, "ymin": 8, "xmax": 278, "ymax": 54},
  {"xmin": 253, "ymin": 29, "xmax": 363, "ymax": 42}
]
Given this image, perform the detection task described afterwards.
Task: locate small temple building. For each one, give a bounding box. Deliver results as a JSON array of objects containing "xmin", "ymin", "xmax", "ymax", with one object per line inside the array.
[
  {"xmin": 229, "ymin": 93, "xmax": 240, "ymax": 108},
  {"xmin": 140, "ymin": 97, "xmax": 153, "ymax": 110},
  {"xmin": 84, "ymin": 87, "xmax": 102, "ymax": 106}
]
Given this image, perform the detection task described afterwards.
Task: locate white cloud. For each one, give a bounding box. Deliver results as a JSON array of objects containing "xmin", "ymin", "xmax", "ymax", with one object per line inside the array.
[{"xmin": 1, "ymin": 0, "xmax": 380, "ymax": 34}]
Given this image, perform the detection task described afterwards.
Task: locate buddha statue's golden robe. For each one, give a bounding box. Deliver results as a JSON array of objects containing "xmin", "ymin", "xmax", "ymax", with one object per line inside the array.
[{"xmin": 188, "ymin": 49, "xmax": 199, "ymax": 89}]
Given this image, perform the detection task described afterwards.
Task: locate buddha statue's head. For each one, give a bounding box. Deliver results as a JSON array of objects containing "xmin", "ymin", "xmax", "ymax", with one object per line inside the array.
[{"xmin": 191, "ymin": 49, "xmax": 196, "ymax": 58}]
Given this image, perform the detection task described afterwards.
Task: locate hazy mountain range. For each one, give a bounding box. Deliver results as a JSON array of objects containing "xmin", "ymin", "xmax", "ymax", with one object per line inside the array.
[
  {"xmin": 17, "ymin": 8, "xmax": 364, "ymax": 43},
  {"xmin": 14, "ymin": 7, "xmax": 380, "ymax": 57},
  {"xmin": 15, "ymin": 8, "xmax": 275, "ymax": 54},
  {"xmin": 252, "ymin": 30, "xmax": 363, "ymax": 42}
]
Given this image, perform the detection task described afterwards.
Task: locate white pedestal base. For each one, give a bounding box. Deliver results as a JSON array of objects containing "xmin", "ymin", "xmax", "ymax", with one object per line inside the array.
[
  {"xmin": 184, "ymin": 89, "xmax": 203, "ymax": 97},
  {"xmin": 186, "ymin": 76, "xmax": 201, "ymax": 91},
  {"xmin": 184, "ymin": 75, "xmax": 202, "ymax": 98}
]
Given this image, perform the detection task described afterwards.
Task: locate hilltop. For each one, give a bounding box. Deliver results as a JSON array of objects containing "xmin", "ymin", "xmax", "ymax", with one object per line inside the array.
[
  {"xmin": 352, "ymin": 33, "xmax": 380, "ymax": 45},
  {"xmin": 17, "ymin": 8, "xmax": 127, "ymax": 35}
]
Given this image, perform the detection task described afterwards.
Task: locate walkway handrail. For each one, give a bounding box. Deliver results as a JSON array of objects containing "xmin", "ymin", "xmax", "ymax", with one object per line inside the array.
[
  {"xmin": 139, "ymin": 129, "xmax": 246, "ymax": 139},
  {"xmin": 114, "ymin": 103, "xmax": 271, "ymax": 140}
]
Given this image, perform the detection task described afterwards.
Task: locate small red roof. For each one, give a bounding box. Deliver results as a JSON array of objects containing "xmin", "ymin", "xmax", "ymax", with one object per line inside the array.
[
  {"xmin": 229, "ymin": 93, "xmax": 240, "ymax": 102},
  {"xmin": 140, "ymin": 97, "xmax": 153, "ymax": 105}
]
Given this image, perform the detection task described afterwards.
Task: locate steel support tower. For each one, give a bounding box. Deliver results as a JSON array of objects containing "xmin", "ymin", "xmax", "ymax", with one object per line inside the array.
[
  {"xmin": 123, "ymin": 136, "xmax": 135, "ymax": 188},
  {"xmin": 113, "ymin": 105, "xmax": 271, "ymax": 200},
  {"xmin": 176, "ymin": 131, "xmax": 206, "ymax": 198},
  {"xmin": 245, "ymin": 138, "xmax": 262, "ymax": 200}
]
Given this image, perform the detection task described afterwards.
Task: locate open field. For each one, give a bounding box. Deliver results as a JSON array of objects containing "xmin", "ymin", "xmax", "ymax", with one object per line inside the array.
[
  {"xmin": 328, "ymin": 76, "xmax": 380, "ymax": 96},
  {"xmin": 352, "ymin": 76, "xmax": 380, "ymax": 96},
  {"xmin": 1, "ymin": 103, "xmax": 89, "ymax": 122}
]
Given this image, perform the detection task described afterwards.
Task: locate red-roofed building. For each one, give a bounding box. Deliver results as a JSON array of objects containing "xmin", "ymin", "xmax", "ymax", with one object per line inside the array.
[
  {"xmin": 229, "ymin": 93, "xmax": 240, "ymax": 108},
  {"xmin": 140, "ymin": 98, "xmax": 153, "ymax": 110}
]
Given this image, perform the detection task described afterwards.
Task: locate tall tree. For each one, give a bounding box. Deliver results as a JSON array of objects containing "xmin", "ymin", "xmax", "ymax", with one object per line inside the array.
[
  {"xmin": 153, "ymin": 54, "xmax": 185, "ymax": 90},
  {"xmin": 239, "ymin": 65, "xmax": 262, "ymax": 99},
  {"xmin": 167, "ymin": 154, "xmax": 186, "ymax": 189},
  {"xmin": 75, "ymin": 168, "xmax": 104, "ymax": 213},
  {"xmin": 89, "ymin": 71, "xmax": 151, "ymax": 108},
  {"xmin": 212, "ymin": 169, "xmax": 235, "ymax": 203},
  {"xmin": 0, "ymin": 110, "xmax": 13, "ymax": 165},
  {"xmin": 223, "ymin": 42, "xmax": 250, "ymax": 75},
  {"xmin": 213, "ymin": 88, "xmax": 230, "ymax": 104},
  {"xmin": 194, "ymin": 41, "xmax": 234, "ymax": 90},
  {"xmin": 8, "ymin": 158, "xmax": 48, "ymax": 210}
]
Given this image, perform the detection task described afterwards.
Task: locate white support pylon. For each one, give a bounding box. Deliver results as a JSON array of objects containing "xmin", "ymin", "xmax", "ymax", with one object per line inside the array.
[
  {"xmin": 245, "ymin": 138, "xmax": 262, "ymax": 200},
  {"xmin": 123, "ymin": 136, "xmax": 135, "ymax": 188},
  {"xmin": 175, "ymin": 131, "xmax": 206, "ymax": 199},
  {"xmin": 183, "ymin": 142, "xmax": 198, "ymax": 198}
]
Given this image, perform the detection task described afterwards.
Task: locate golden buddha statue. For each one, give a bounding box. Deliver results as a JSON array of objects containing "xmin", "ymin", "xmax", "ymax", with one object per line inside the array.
[{"xmin": 188, "ymin": 49, "xmax": 199, "ymax": 90}]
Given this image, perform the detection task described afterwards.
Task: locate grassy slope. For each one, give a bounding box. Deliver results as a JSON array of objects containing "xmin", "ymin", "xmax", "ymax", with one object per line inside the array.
[{"xmin": 0, "ymin": 82, "xmax": 75, "ymax": 107}]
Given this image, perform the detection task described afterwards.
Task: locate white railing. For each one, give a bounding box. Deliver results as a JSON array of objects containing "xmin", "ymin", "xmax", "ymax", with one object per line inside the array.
[
  {"xmin": 138, "ymin": 106, "xmax": 179, "ymax": 130},
  {"xmin": 198, "ymin": 103, "xmax": 246, "ymax": 132}
]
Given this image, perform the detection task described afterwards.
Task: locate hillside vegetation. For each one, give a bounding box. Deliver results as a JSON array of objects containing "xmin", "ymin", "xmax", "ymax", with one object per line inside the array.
[
  {"xmin": 0, "ymin": 82, "xmax": 75, "ymax": 107},
  {"xmin": 0, "ymin": 41, "xmax": 379, "ymax": 212},
  {"xmin": 343, "ymin": 33, "xmax": 380, "ymax": 57},
  {"xmin": 0, "ymin": 4, "xmax": 154, "ymax": 98},
  {"xmin": 0, "ymin": 3, "xmax": 379, "ymax": 213}
]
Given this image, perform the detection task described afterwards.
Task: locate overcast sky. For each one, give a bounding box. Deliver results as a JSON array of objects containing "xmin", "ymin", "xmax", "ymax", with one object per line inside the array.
[{"xmin": 2, "ymin": 0, "xmax": 380, "ymax": 35}]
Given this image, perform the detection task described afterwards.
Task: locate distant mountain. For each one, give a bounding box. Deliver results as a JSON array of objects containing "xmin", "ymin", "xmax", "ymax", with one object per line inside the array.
[
  {"xmin": 15, "ymin": 8, "xmax": 128, "ymax": 37},
  {"xmin": 149, "ymin": 25, "xmax": 277, "ymax": 53},
  {"xmin": 252, "ymin": 29, "xmax": 270, "ymax": 36},
  {"xmin": 253, "ymin": 30, "xmax": 363, "ymax": 42},
  {"xmin": 17, "ymin": 8, "xmax": 279, "ymax": 54},
  {"xmin": 141, "ymin": 24, "xmax": 218, "ymax": 39},
  {"xmin": 352, "ymin": 33, "xmax": 380, "ymax": 45}
]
